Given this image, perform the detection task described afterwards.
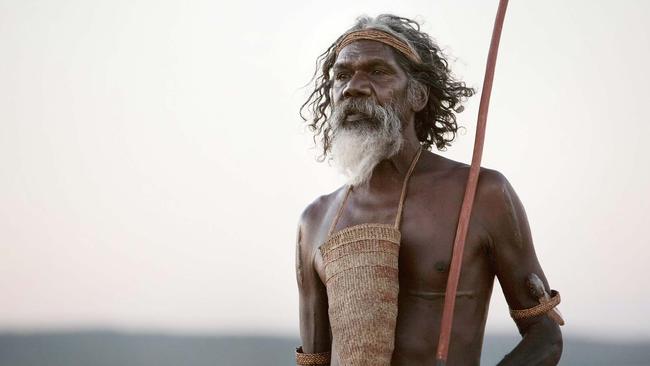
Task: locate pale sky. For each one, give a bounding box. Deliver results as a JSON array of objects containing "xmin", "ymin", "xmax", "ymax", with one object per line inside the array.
[{"xmin": 1, "ymin": 0, "xmax": 649, "ymax": 341}]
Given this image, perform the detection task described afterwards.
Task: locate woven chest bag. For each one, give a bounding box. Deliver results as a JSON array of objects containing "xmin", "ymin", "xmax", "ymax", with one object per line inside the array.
[{"xmin": 319, "ymin": 148, "xmax": 421, "ymax": 365}]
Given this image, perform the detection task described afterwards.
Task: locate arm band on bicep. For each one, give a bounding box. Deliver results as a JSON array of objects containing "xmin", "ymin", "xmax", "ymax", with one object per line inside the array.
[{"xmin": 509, "ymin": 290, "xmax": 561, "ymax": 320}]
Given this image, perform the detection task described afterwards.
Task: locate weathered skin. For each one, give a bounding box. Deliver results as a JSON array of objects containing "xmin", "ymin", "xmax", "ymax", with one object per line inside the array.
[{"xmin": 296, "ymin": 41, "xmax": 562, "ymax": 365}]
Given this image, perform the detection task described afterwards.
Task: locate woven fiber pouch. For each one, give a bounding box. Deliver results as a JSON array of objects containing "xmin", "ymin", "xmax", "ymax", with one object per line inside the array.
[{"xmin": 320, "ymin": 223, "xmax": 400, "ymax": 365}]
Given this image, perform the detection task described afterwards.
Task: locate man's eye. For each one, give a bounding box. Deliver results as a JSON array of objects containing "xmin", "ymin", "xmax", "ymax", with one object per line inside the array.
[
  {"xmin": 336, "ymin": 73, "xmax": 350, "ymax": 80},
  {"xmin": 371, "ymin": 69, "xmax": 387, "ymax": 75}
]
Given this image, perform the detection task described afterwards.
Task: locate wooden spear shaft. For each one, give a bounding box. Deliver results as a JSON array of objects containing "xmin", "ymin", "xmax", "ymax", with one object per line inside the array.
[{"xmin": 435, "ymin": 1, "xmax": 509, "ymax": 365}]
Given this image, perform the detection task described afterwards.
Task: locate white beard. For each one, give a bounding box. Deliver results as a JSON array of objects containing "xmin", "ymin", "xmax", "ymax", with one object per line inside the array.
[{"xmin": 329, "ymin": 109, "xmax": 404, "ymax": 186}]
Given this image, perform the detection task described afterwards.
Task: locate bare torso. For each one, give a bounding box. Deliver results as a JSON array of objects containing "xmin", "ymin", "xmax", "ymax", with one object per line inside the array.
[{"xmin": 300, "ymin": 151, "xmax": 502, "ymax": 365}]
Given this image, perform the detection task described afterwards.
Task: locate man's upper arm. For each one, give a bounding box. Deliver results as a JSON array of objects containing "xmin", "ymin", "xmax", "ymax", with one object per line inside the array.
[
  {"xmin": 296, "ymin": 204, "xmax": 331, "ymax": 353},
  {"xmin": 476, "ymin": 170, "xmax": 560, "ymax": 332}
]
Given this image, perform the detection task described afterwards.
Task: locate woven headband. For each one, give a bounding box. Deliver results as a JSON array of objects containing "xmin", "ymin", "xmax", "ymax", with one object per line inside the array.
[{"xmin": 336, "ymin": 29, "xmax": 422, "ymax": 63}]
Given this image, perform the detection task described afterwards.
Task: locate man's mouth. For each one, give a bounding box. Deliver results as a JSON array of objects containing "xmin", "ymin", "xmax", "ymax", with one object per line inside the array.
[{"xmin": 345, "ymin": 113, "xmax": 367, "ymax": 122}]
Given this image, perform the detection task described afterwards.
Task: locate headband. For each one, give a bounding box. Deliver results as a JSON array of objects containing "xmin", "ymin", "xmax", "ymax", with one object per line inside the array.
[{"xmin": 335, "ymin": 28, "xmax": 422, "ymax": 63}]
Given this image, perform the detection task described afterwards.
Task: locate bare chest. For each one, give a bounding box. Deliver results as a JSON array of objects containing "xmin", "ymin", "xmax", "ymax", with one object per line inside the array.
[{"xmin": 313, "ymin": 194, "xmax": 491, "ymax": 295}]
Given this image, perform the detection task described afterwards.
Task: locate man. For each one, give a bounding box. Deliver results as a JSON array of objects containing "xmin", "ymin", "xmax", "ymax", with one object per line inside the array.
[{"xmin": 295, "ymin": 14, "xmax": 563, "ymax": 366}]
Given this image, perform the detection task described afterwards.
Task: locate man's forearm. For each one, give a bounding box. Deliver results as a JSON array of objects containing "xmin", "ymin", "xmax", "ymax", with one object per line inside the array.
[{"xmin": 497, "ymin": 318, "xmax": 562, "ymax": 366}]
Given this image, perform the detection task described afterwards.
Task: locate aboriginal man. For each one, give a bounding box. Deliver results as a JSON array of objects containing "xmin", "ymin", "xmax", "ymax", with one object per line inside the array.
[{"xmin": 295, "ymin": 15, "xmax": 563, "ymax": 366}]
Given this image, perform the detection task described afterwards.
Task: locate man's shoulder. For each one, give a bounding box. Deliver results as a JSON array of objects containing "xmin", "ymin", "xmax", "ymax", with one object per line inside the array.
[
  {"xmin": 426, "ymin": 155, "xmax": 520, "ymax": 245},
  {"xmin": 423, "ymin": 152, "xmax": 515, "ymax": 214},
  {"xmin": 298, "ymin": 185, "xmax": 347, "ymax": 234},
  {"xmin": 477, "ymin": 167, "xmax": 512, "ymax": 199},
  {"xmin": 422, "ymin": 152, "xmax": 511, "ymax": 193}
]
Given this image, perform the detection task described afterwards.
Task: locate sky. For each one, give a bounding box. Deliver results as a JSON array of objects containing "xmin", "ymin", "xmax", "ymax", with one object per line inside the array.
[{"xmin": 1, "ymin": 0, "xmax": 649, "ymax": 341}]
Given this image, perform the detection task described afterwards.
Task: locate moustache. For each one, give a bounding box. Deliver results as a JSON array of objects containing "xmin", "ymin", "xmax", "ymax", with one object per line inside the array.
[{"xmin": 332, "ymin": 98, "xmax": 387, "ymax": 128}]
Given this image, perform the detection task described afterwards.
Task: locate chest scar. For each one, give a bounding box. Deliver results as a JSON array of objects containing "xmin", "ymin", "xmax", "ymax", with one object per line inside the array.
[{"xmin": 406, "ymin": 290, "xmax": 476, "ymax": 300}]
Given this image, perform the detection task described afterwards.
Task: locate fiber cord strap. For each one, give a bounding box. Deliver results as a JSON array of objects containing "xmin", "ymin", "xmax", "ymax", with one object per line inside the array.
[
  {"xmin": 510, "ymin": 290, "xmax": 561, "ymax": 320},
  {"xmin": 394, "ymin": 147, "xmax": 423, "ymax": 228},
  {"xmin": 295, "ymin": 346, "xmax": 331, "ymax": 365},
  {"xmin": 435, "ymin": 1, "xmax": 509, "ymax": 365}
]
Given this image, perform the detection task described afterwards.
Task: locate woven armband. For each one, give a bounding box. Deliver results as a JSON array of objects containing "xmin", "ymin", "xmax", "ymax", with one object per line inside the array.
[
  {"xmin": 295, "ymin": 346, "xmax": 331, "ymax": 365},
  {"xmin": 510, "ymin": 290, "xmax": 561, "ymax": 320}
]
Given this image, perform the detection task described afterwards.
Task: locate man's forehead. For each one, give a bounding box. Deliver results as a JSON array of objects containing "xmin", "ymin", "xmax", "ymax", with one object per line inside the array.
[{"xmin": 334, "ymin": 40, "xmax": 399, "ymax": 67}]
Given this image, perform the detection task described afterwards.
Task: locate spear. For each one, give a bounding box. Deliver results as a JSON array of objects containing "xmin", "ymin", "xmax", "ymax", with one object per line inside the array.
[{"xmin": 435, "ymin": 1, "xmax": 509, "ymax": 365}]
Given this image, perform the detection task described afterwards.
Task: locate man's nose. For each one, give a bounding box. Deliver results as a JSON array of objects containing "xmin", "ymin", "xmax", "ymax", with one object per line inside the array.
[{"xmin": 342, "ymin": 72, "xmax": 372, "ymax": 99}]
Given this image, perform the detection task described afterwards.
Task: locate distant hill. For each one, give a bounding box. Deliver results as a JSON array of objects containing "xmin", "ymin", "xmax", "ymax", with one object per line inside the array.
[{"xmin": 0, "ymin": 331, "xmax": 648, "ymax": 365}]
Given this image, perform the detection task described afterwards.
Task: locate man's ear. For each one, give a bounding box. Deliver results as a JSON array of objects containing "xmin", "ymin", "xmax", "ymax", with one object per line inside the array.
[{"xmin": 410, "ymin": 82, "xmax": 429, "ymax": 113}]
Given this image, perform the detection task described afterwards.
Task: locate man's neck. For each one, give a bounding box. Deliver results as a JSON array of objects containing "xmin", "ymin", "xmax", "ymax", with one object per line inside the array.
[{"xmin": 355, "ymin": 139, "xmax": 421, "ymax": 193}]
